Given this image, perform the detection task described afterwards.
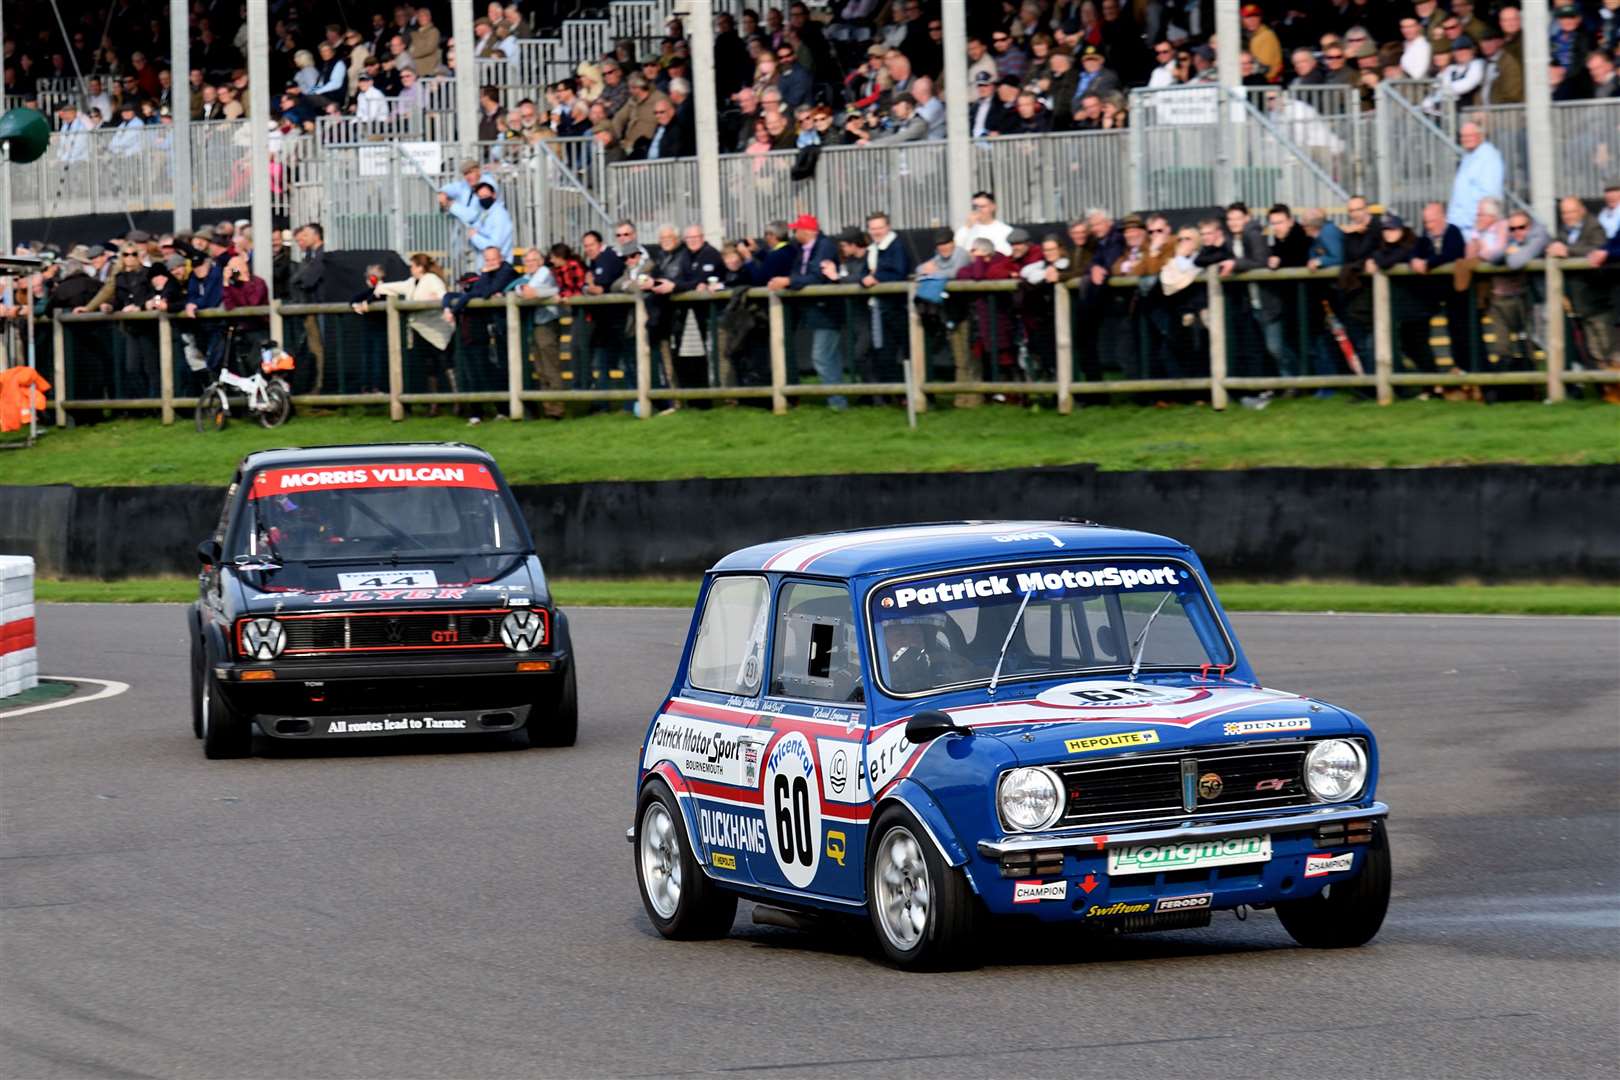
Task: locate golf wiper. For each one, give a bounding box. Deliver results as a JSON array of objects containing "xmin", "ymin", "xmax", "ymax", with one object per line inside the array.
[
  {"xmin": 346, "ymin": 498, "xmax": 426, "ymax": 549},
  {"xmin": 1128, "ymin": 592, "xmax": 1175, "ymax": 681},
  {"xmin": 988, "ymin": 588, "xmax": 1035, "ymax": 698}
]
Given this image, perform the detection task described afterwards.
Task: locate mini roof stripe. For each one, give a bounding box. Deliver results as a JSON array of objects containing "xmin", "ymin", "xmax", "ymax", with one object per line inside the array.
[{"xmin": 760, "ymin": 523, "xmax": 1032, "ymax": 573}]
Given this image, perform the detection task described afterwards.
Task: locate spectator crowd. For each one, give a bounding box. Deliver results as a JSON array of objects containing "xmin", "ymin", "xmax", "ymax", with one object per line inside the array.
[
  {"xmin": 4, "ymin": 3, "xmax": 1620, "ymax": 412},
  {"xmin": 9, "ymin": 3, "xmax": 1620, "ymax": 164}
]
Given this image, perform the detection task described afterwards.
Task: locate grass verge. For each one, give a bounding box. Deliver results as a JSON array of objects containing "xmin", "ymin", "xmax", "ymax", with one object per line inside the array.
[
  {"xmin": 4, "ymin": 397, "xmax": 1617, "ymax": 487},
  {"xmin": 33, "ymin": 577, "xmax": 1620, "ymax": 615}
]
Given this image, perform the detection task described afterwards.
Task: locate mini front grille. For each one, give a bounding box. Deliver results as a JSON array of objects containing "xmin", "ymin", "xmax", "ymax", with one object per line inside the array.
[
  {"xmin": 1055, "ymin": 742, "xmax": 1314, "ymax": 827},
  {"xmin": 251, "ymin": 609, "xmax": 514, "ymax": 657}
]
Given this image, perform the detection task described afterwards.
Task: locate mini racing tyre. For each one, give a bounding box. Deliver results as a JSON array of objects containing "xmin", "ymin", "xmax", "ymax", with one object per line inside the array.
[
  {"xmin": 200, "ymin": 645, "xmax": 253, "ymax": 759},
  {"xmin": 195, "ymin": 386, "xmax": 227, "ymax": 432},
  {"xmin": 523, "ymin": 661, "xmax": 578, "ymax": 748},
  {"xmin": 866, "ymin": 804, "xmax": 980, "ymax": 971},
  {"xmin": 1275, "ymin": 825, "xmax": 1391, "ymax": 948},
  {"xmin": 635, "ymin": 782, "xmax": 737, "ymax": 940},
  {"xmin": 258, "ymin": 381, "xmax": 292, "ymax": 428}
]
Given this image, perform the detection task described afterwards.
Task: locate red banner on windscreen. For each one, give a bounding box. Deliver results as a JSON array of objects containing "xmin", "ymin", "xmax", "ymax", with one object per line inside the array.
[{"xmin": 249, "ymin": 463, "xmax": 499, "ymax": 498}]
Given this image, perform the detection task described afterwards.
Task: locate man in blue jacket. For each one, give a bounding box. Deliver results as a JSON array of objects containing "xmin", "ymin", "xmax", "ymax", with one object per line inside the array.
[
  {"xmin": 450, "ymin": 182, "xmax": 515, "ymax": 268},
  {"xmin": 860, "ymin": 211, "xmax": 915, "ymax": 387},
  {"xmin": 768, "ymin": 213, "xmax": 846, "ymax": 408}
]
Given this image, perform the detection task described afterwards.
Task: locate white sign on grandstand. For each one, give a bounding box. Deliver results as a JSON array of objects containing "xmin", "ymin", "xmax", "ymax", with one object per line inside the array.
[{"xmin": 359, "ymin": 141, "xmax": 444, "ymax": 179}]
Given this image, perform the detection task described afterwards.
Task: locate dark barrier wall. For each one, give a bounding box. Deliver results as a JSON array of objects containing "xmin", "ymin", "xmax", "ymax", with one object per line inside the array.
[{"xmin": 4, "ymin": 465, "xmax": 1617, "ymax": 582}]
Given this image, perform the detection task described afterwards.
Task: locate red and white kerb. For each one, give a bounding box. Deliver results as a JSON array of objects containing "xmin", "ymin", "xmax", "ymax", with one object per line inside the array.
[{"xmin": 1, "ymin": 556, "xmax": 38, "ymax": 699}]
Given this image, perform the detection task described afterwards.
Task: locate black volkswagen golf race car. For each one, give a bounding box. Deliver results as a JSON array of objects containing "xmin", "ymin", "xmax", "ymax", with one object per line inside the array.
[{"xmin": 188, "ymin": 443, "xmax": 577, "ymax": 758}]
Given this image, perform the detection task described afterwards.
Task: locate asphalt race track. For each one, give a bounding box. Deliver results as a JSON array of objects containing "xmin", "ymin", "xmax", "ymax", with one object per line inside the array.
[{"xmin": 4, "ymin": 605, "xmax": 1617, "ymax": 1079}]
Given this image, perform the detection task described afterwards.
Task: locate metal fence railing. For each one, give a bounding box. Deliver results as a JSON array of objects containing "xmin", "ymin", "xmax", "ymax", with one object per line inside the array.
[
  {"xmin": 26, "ymin": 260, "xmax": 1615, "ymax": 429},
  {"xmin": 8, "ymin": 87, "xmax": 1620, "ymax": 248},
  {"xmin": 9, "ymin": 120, "xmax": 309, "ymax": 221},
  {"xmin": 287, "ymin": 136, "xmax": 611, "ymax": 266},
  {"xmin": 1128, "ymin": 85, "xmax": 1352, "ymax": 213}
]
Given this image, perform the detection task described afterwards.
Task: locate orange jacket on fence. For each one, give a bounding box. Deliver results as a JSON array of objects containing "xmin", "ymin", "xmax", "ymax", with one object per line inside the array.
[{"xmin": 0, "ymin": 366, "xmax": 53, "ymax": 432}]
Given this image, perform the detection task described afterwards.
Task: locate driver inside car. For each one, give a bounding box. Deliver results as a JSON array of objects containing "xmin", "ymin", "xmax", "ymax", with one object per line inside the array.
[
  {"xmin": 259, "ymin": 492, "xmax": 347, "ymax": 557},
  {"xmin": 882, "ymin": 613, "xmax": 980, "ymax": 693}
]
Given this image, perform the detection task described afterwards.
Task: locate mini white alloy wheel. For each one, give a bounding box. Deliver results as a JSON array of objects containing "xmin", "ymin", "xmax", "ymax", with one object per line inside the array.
[
  {"xmin": 640, "ymin": 801, "xmax": 682, "ymax": 920},
  {"xmin": 874, "ymin": 825, "xmax": 930, "ymax": 951}
]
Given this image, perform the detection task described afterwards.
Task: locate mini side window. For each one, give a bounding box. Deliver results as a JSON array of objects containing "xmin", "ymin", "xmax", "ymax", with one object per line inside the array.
[
  {"xmin": 770, "ymin": 581, "xmax": 862, "ymax": 703},
  {"xmin": 688, "ymin": 576, "xmax": 769, "ymax": 696}
]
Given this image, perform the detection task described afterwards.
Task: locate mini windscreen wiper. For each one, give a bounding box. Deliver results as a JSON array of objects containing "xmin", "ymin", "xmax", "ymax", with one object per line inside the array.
[
  {"xmin": 1128, "ymin": 592, "xmax": 1175, "ymax": 680},
  {"xmin": 988, "ymin": 588, "xmax": 1035, "ymax": 697}
]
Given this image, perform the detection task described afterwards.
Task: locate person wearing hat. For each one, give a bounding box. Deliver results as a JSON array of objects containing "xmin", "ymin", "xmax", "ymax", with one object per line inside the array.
[
  {"xmin": 1477, "ymin": 27, "xmax": 1524, "ymax": 105},
  {"xmin": 1429, "ymin": 35, "xmax": 1486, "ymax": 106},
  {"xmin": 106, "ymin": 100, "xmax": 147, "ymax": 157},
  {"xmin": 1240, "ymin": 4, "xmax": 1283, "ymax": 83},
  {"xmin": 354, "ymin": 70, "xmax": 388, "ymax": 123},
  {"xmin": 969, "ymin": 69, "xmax": 1006, "ymax": 138},
  {"xmin": 54, "ymin": 101, "xmax": 93, "ymax": 164},
  {"xmin": 843, "ymin": 46, "xmax": 891, "ymax": 114},
  {"xmin": 1073, "ymin": 44, "xmax": 1121, "ymax": 101},
  {"xmin": 448, "ymin": 181, "xmax": 515, "ymax": 265},
  {"xmin": 437, "ymin": 158, "xmax": 500, "ymax": 216},
  {"xmin": 1550, "ymin": 5, "xmax": 1592, "ymax": 75},
  {"xmin": 764, "ymin": 213, "xmax": 847, "ymax": 409}
]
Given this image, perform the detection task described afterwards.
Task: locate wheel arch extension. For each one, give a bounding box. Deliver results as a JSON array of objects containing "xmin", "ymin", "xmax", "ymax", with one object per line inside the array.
[
  {"xmin": 872, "ymin": 779, "xmax": 975, "ymax": 884},
  {"xmin": 636, "ymin": 767, "xmax": 706, "ymax": 868}
]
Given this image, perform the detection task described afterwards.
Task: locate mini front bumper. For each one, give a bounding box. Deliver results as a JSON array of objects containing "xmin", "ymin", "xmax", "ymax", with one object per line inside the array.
[
  {"xmin": 977, "ymin": 801, "xmax": 1389, "ymax": 858},
  {"xmin": 972, "ymin": 802, "xmax": 1388, "ymax": 922}
]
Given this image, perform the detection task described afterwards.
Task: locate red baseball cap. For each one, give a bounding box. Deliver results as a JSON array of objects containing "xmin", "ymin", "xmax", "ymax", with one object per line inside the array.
[
  {"xmin": 789, "ymin": 213, "xmax": 820, "ymax": 232},
  {"xmin": 1240, "ymin": 4, "xmax": 1263, "ymax": 16}
]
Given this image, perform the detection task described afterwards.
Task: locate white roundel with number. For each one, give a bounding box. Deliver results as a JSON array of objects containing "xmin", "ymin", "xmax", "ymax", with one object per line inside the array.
[
  {"xmin": 1034, "ymin": 681, "xmax": 1203, "ymax": 709},
  {"xmin": 764, "ymin": 730, "xmax": 821, "ymax": 889}
]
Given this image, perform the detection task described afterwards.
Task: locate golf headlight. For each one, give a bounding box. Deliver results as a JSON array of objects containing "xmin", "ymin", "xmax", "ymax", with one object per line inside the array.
[
  {"xmin": 241, "ymin": 618, "xmax": 286, "ymax": 660},
  {"xmin": 999, "ymin": 767, "xmax": 1064, "ymax": 831},
  {"xmin": 500, "ymin": 609, "xmax": 545, "ymax": 651},
  {"xmin": 1304, "ymin": 739, "xmax": 1367, "ymax": 802}
]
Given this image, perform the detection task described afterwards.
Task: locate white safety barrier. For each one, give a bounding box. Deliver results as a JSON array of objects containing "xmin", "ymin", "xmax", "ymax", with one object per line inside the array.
[{"xmin": 1, "ymin": 556, "xmax": 38, "ymax": 698}]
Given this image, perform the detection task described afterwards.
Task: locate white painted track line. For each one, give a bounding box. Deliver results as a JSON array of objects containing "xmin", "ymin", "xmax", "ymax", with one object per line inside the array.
[{"xmin": 0, "ymin": 676, "xmax": 131, "ymax": 719}]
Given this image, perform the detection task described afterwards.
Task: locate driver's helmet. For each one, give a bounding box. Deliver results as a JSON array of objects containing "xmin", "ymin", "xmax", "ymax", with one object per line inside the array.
[{"xmin": 264, "ymin": 491, "xmax": 333, "ymax": 550}]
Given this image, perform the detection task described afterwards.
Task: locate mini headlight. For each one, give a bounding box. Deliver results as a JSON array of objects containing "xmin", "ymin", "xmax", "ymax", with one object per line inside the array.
[
  {"xmin": 499, "ymin": 609, "xmax": 545, "ymax": 652},
  {"xmin": 999, "ymin": 767, "xmax": 1064, "ymax": 831},
  {"xmin": 241, "ymin": 618, "xmax": 286, "ymax": 660},
  {"xmin": 1304, "ymin": 739, "xmax": 1367, "ymax": 802}
]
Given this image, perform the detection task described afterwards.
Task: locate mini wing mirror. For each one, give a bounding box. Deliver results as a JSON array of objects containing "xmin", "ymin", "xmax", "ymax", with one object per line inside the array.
[
  {"xmin": 905, "ymin": 709, "xmax": 961, "ymax": 744},
  {"xmin": 197, "ymin": 539, "xmax": 222, "ymax": 567}
]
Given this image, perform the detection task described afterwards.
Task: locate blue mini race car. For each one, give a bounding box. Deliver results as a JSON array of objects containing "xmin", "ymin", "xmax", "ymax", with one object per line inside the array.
[{"xmin": 629, "ymin": 522, "xmax": 1390, "ymax": 969}]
